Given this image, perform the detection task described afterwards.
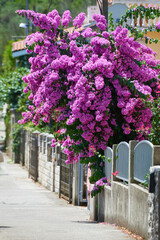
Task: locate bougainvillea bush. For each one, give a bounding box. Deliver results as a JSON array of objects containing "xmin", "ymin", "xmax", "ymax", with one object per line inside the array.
[{"xmin": 16, "ymin": 9, "xmax": 160, "ymax": 196}]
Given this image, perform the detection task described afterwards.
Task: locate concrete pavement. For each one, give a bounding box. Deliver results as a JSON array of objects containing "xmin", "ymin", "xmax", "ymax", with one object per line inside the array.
[{"xmin": 0, "ymin": 154, "xmax": 135, "ymax": 240}]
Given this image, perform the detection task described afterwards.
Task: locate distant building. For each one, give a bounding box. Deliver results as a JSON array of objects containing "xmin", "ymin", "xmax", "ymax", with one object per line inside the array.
[
  {"xmin": 113, "ymin": 0, "xmax": 160, "ymax": 7},
  {"xmin": 110, "ymin": 0, "xmax": 160, "ymax": 59},
  {"xmin": 112, "ymin": 0, "xmax": 160, "ymax": 27},
  {"xmin": 12, "ymin": 40, "xmax": 30, "ymax": 67}
]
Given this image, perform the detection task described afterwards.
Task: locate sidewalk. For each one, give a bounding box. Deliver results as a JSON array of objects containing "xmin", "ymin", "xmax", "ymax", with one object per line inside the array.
[{"xmin": 0, "ymin": 153, "xmax": 135, "ymax": 240}]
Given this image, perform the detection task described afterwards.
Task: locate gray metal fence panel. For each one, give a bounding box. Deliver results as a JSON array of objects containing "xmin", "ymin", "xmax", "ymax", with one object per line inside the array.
[
  {"xmin": 47, "ymin": 134, "xmax": 54, "ymax": 162},
  {"xmin": 134, "ymin": 140, "xmax": 153, "ymax": 183},
  {"xmin": 59, "ymin": 151, "xmax": 73, "ymax": 203},
  {"xmin": 29, "ymin": 132, "xmax": 39, "ymax": 181},
  {"xmin": 78, "ymin": 163, "xmax": 83, "ymax": 205},
  {"xmin": 43, "ymin": 135, "xmax": 47, "ymax": 155},
  {"xmin": 116, "ymin": 142, "xmax": 129, "ymax": 182},
  {"xmin": 104, "ymin": 147, "xmax": 113, "ymax": 179},
  {"xmin": 39, "ymin": 134, "xmax": 43, "ymax": 153},
  {"xmin": 78, "ymin": 163, "xmax": 88, "ymax": 205}
]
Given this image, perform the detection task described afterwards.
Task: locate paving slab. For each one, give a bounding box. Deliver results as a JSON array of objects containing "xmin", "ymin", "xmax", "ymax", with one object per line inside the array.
[{"xmin": 0, "ymin": 154, "xmax": 135, "ymax": 240}]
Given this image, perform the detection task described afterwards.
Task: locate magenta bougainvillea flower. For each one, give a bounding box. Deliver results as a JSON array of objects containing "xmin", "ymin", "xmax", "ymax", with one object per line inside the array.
[
  {"xmin": 156, "ymin": 21, "xmax": 160, "ymax": 30},
  {"xmin": 16, "ymin": 9, "xmax": 160, "ymax": 195}
]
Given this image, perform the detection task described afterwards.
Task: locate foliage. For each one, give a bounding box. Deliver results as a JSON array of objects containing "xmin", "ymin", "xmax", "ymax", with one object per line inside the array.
[
  {"xmin": 12, "ymin": 123, "xmax": 23, "ymax": 153},
  {"xmin": 0, "ymin": 40, "xmax": 31, "ymax": 151},
  {"xmin": 142, "ymin": 172, "xmax": 149, "ymax": 188},
  {"xmin": 118, "ymin": 5, "xmax": 160, "ymax": 146},
  {"xmin": 108, "ymin": 12, "xmax": 115, "ymax": 32},
  {"xmin": 148, "ymin": 97, "xmax": 160, "ymax": 145},
  {"xmin": 23, "ymin": 119, "xmax": 57, "ymax": 134},
  {"xmin": 0, "ymin": 67, "xmax": 30, "ymax": 109},
  {"xmin": 2, "ymin": 41, "xmax": 16, "ymax": 75},
  {"xmin": 17, "ymin": 9, "xmax": 160, "ymax": 196},
  {"xmin": 4, "ymin": 109, "xmax": 11, "ymax": 150},
  {"xmin": 0, "ymin": 1, "xmax": 24, "ymax": 67},
  {"xmin": 90, "ymin": 176, "xmax": 109, "ymax": 197},
  {"xmin": 0, "ymin": 67, "xmax": 30, "ymax": 152}
]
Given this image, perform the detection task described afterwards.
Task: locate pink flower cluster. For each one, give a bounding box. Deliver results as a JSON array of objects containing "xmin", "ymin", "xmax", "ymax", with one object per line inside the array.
[
  {"xmin": 16, "ymin": 9, "xmax": 61, "ymax": 30},
  {"xmin": 156, "ymin": 21, "xmax": 160, "ymax": 30},
  {"xmin": 73, "ymin": 12, "xmax": 86, "ymax": 28},
  {"xmin": 91, "ymin": 177, "xmax": 109, "ymax": 196},
  {"xmin": 61, "ymin": 10, "xmax": 72, "ymax": 27},
  {"xmin": 17, "ymin": 10, "xmax": 160, "ymax": 164},
  {"xmin": 92, "ymin": 14, "xmax": 107, "ymax": 31}
]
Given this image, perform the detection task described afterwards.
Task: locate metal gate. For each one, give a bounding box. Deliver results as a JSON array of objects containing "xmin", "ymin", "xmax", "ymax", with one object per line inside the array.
[
  {"xmin": 29, "ymin": 131, "xmax": 39, "ymax": 181},
  {"xmin": 78, "ymin": 163, "xmax": 88, "ymax": 205},
  {"xmin": 59, "ymin": 152, "xmax": 73, "ymax": 203}
]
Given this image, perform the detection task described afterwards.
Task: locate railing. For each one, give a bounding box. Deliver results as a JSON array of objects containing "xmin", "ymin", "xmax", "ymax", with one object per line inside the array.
[
  {"xmin": 28, "ymin": 131, "xmax": 39, "ymax": 181},
  {"xmin": 59, "ymin": 152, "xmax": 73, "ymax": 203},
  {"xmin": 116, "ymin": 142, "xmax": 129, "ymax": 182},
  {"xmin": 111, "ymin": 1, "xmax": 160, "ymax": 28},
  {"xmin": 77, "ymin": 163, "xmax": 88, "ymax": 205},
  {"xmin": 104, "ymin": 147, "xmax": 113, "ymax": 179},
  {"xmin": 134, "ymin": 140, "xmax": 153, "ymax": 183},
  {"xmin": 104, "ymin": 140, "xmax": 159, "ymax": 184}
]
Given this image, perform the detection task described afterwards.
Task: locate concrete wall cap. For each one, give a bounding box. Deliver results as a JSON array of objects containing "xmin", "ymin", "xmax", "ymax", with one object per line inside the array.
[
  {"xmin": 134, "ymin": 140, "xmax": 153, "ymax": 151},
  {"xmin": 104, "ymin": 185, "xmax": 111, "ymax": 191},
  {"xmin": 32, "ymin": 130, "xmax": 40, "ymax": 134},
  {"xmin": 117, "ymin": 141, "xmax": 129, "ymax": 148},
  {"xmin": 150, "ymin": 166, "xmax": 160, "ymax": 173}
]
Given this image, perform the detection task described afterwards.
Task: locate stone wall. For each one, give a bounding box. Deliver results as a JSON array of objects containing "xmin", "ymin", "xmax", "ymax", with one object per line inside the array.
[
  {"xmin": 38, "ymin": 134, "xmax": 58, "ymax": 193},
  {"xmin": 129, "ymin": 184, "xmax": 148, "ymax": 238},
  {"xmin": 93, "ymin": 180, "xmax": 148, "ymax": 239},
  {"xmin": 38, "ymin": 153, "xmax": 55, "ymax": 192},
  {"xmin": 22, "ymin": 131, "xmax": 71, "ymax": 200}
]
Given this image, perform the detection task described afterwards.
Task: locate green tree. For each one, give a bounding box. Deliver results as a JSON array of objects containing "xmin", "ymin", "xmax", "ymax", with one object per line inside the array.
[
  {"xmin": 0, "ymin": 67, "xmax": 30, "ymax": 109},
  {"xmin": 2, "ymin": 41, "xmax": 16, "ymax": 76},
  {"xmin": 0, "ymin": 0, "xmax": 96, "ymax": 68}
]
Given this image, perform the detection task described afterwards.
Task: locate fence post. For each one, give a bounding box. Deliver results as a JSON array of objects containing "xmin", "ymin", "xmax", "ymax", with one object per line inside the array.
[
  {"xmin": 112, "ymin": 144, "xmax": 117, "ymax": 181},
  {"xmin": 69, "ymin": 164, "xmax": 72, "ymax": 204},
  {"xmin": 152, "ymin": 146, "xmax": 160, "ymax": 165},
  {"xmin": 58, "ymin": 147, "xmax": 62, "ymax": 199},
  {"xmin": 90, "ymin": 184, "xmax": 98, "ymax": 221},
  {"xmin": 128, "ymin": 140, "xmax": 138, "ymax": 227},
  {"xmin": 0, "ymin": 151, "xmax": 4, "ymax": 162},
  {"xmin": 72, "ymin": 162, "xmax": 78, "ymax": 205},
  {"xmin": 28, "ymin": 131, "xmax": 40, "ymax": 181},
  {"xmin": 129, "ymin": 140, "xmax": 138, "ymax": 184},
  {"xmin": 148, "ymin": 166, "xmax": 160, "ymax": 240},
  {"xmin": 98, "ymin": 190, "xmax": 104, "ymax": 222},
  {"xmin": 33, "ymin": 130, "xmax": 40, "ymax": 181}
]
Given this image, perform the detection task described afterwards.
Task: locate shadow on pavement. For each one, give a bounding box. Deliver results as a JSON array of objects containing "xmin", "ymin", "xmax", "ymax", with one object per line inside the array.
[
  {"xmin": 72, "ymin": 220, "xmax": 98, "ymax": 224},
  {"xmin": 0, "ymin": 226, "xmax": 12, "ymax": 229}
]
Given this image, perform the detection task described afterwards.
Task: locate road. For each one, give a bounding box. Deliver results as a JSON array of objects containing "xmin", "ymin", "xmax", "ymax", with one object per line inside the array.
[{"xmin": 0, "ymin": 154, "xmax": 135, "ymax": 240}]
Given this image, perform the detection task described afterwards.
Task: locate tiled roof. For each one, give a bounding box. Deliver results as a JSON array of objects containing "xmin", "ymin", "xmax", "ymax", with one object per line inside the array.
[
  {"xmin": 12, "ymin": 40, "xmax": 26, "ymax": 52},
  {"xmin": 12, "ymin": 25, "xmax": 88, "ymax": 52}
]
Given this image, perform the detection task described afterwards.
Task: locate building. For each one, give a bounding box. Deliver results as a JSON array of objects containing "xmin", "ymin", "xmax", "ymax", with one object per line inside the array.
[{"xmin": 110, "ymin": 0, "xmax": 160, "ymax": 59}]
